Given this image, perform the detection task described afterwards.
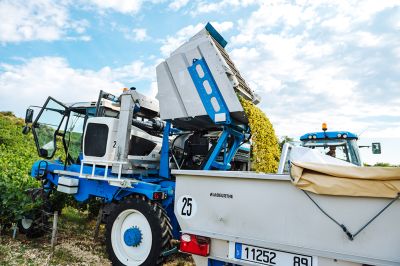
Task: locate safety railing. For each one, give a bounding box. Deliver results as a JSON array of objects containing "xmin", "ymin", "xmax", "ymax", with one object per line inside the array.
[{"xmin": 79, "ymin": 160, "xmax": 135, "ymax": 187}]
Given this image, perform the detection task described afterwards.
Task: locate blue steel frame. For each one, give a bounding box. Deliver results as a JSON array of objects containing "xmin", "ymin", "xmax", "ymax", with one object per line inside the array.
[
  {"xmin": 203, "ymin": 126, "xmax": 246, "ymax": 170},
  {"xmin": 30, "ymin": 159, "xmax": 180, "ymax": 238},
  {"xmin": 158, "ymin": 122, "xmax": 248, "ymax": 174},
  {"xmin": 158, "ymin": 55, "xmax": 249, "ymax": 174},
  {"xmin": 186, "ymin": 56, "xmax": 248, "ymax": 171},
  {"xmin": 159, "ymin": 122, "xmax": 172, "ymax": 179},
  {"xmin": 28, "ymin": 26, "xmax": 248, "ymax": 243},
  {"xmin": 31, "ymin": 161, "xmax": 174, "ymax": 203},
  {"xmin": 188, "ymin": 57, "xmax": 231, "ymax": 125}
]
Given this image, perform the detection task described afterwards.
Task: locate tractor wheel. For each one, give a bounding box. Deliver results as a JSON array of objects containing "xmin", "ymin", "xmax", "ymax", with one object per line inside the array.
[
  {"xmin": 18, "ymin": 211, "xmax": 49, "ymax": 238},
  {"xmin": 105, "ymin": 195, "xmax": 173, "ymax": 266},
  {"xmin": 18, "ymin": 188, "xmax": 50, "ymax": 238},
  {"xmin": 18, "ymin": 216, "xmax": 33, "ymax": 234}
]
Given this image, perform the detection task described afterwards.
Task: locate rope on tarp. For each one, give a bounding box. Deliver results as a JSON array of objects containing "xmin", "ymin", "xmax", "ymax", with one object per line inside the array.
[{"xmin": 303, "ymin": 190, "xmax": 400, "ymax": 241}]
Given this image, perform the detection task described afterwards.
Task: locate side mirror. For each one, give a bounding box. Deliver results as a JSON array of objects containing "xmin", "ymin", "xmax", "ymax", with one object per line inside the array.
[
  {"xmin": 372, "ymin": 142, "xmax": 381, "ymax": 154},
  {"xmin": 25, "ymin": 108, "xmax": 34, "ymax": 123},
  {"xmin": 39, "ymin": 148, "xmax": 49, "ymax": 157},
  {"xmin": 22, "ymin": 125, "xmax": 30, "ymax": 135}
]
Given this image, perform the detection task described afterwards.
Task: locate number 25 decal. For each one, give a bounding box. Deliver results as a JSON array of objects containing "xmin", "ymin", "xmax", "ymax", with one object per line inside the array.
[
  {"xmin": 181, "ymin": 197, "xmax": 193, "ymax": 216},
  {"xmin": 177, "ymin": 195, "xmax": 197, "ymax": 219}
]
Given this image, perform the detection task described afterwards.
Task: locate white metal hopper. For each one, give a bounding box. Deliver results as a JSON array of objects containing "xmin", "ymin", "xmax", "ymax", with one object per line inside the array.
[{"xmin": 156, "ymin": 23, "xmax": 258, "ymax": 130}]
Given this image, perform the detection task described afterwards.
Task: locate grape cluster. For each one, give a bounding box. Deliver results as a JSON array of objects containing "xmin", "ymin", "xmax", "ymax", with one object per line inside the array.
[{"xmin": 239, "ymin": 98, "xmax": 280, "ymax": 173}]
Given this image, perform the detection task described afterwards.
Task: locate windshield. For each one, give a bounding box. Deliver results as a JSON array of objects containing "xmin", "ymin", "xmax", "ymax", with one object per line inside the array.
[
  {"xmin": 63, "ymin": 111, "xmax": 85, "ymax": 163},
  {"xmin": 32, "ymin": 98, "xmax": 67, "ymax": 158},
  {"xmin": 302, "ymin": 139, "xmax": 361, "ymax": 166}
]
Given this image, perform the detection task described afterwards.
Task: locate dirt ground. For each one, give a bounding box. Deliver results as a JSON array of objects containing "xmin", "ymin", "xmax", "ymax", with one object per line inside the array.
[{"xmin": 0, "ymin": 207, "xmax": 194, "ymax": 266}]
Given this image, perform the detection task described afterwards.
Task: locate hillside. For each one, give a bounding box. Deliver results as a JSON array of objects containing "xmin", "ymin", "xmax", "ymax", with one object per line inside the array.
[
  {"xmin": 0, "ymin": 111, "xmax": 193, "ymax": 265},
  {"xmin": 0, "ymin": 112, "xmax": 42, "ymax": 224}
]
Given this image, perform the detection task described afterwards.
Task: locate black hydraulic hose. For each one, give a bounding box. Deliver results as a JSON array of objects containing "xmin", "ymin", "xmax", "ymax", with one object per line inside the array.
[
  {"xmin": 171, "ymin": 133, "xmax": 192, "ymax": 167},
  {"xmin": 131, "ymin": 118, "xmax": 164, "ymax": 132}
]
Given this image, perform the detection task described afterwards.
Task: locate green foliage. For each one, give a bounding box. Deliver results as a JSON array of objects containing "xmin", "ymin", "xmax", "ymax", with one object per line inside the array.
[
  {"xmin": 64, "ymin": 131, "xmax": 83, "ymax": 163},
  {"xmin": 279, "ymin": 136, "xmax": 294, "ymax": 151},
  {"xmin": 0, "ymin": 110, "xmax": 99, "ymax": 227},
  {"xmin": 65, "ymin": 197, "xmax": 103, "ymax": 219},
  {"xmin": 239, "ymin": 98, "xmax": 280, "ymax": 173},
  {"xmin": 0, "ymin": 112, "xmax": 41, "ymax": 224},
  {"xmin": 364, "ymin": 162, "xmax": 399, "ymax": 167},
  {"xmin": 373, "ymin": 162, "xmax": 399, "ymax": 167}
]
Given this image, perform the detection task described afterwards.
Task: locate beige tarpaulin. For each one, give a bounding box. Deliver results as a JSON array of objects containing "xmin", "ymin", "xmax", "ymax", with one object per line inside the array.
[{"xmin": 290, "ymin": 161, "xmax": 400, "ymax": 198}]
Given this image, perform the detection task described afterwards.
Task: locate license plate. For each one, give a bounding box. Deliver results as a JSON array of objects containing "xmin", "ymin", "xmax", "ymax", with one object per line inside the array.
[{"xmin": 234, "ymin": 243, "xmax": 316, "ymax": 266}]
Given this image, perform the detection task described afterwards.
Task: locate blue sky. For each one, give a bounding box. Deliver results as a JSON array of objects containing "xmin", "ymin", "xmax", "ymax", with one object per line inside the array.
[{"xmin": 0, "ymin": 0, "xmax": 399, "ymax": 164}]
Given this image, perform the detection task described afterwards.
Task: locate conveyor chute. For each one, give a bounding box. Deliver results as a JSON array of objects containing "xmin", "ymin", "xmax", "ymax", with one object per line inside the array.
[{"xmin": 156, "ymin": 23, "xmax": 257, "ymax": 130}]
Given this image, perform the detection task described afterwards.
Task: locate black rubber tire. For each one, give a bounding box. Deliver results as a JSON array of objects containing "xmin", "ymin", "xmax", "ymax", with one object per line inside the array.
[
  {"xmin": 18, "ymin": 211, "xmax": 49, "ymax": 238},
  {"xmin": 18, "ymin": 187, "xmax": 51, "ymax": 238},
  {"xmin": 106, "ymin": 195, "xmax": 173, "ymax": 266}
]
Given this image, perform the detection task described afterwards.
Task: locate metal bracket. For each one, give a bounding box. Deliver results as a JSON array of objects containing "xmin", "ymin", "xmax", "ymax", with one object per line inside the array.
[{"xmin": 188, "ymin": 57, "xmax": 231, "ymax": 125}]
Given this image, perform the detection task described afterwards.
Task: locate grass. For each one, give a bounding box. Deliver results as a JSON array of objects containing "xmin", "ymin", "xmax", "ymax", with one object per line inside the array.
[{"xmin": 0, "ymin": 207, "xmax": 194, "ymax": 265}]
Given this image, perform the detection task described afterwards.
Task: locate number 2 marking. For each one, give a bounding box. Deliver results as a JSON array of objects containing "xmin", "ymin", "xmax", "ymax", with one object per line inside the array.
[{"xmin": 181, "ymin": 197, "xmax": 193, "ymax": 216}]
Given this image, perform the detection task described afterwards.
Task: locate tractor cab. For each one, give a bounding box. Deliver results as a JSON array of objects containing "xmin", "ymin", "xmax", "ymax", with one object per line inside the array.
[
  {"xmin": 299, "ymin": 123, "xmax": 382, "ymax": 167},
  {"xmin": 23, "ymin": 91, "xmax": 120, "ymax": 164},
  {"xmin": 279, "ymin": 123, "xmax": 383, "ymax": 173},
  {"xmin": 25, "ymin": 97, "xmax": 85, "ymax": 164},
  {"xmin": 300, "ymin": 128, "xmax": 362, "ymax": 166}
]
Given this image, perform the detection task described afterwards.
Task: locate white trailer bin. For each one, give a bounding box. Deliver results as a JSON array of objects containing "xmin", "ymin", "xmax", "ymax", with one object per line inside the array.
[{"xmin": 173, "ymin": 169, "xmax": 400, "ymax": 266}]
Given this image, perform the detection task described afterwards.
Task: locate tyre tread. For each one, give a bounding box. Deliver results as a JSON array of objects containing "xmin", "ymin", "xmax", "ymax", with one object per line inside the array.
[{"xmin": 105, "ymin": 195, "xmax": 173, "ymax": 266}]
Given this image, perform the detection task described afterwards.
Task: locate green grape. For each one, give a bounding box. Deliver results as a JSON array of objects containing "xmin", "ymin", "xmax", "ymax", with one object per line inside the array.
[{"xmin": 239, "ymin": 98, "xmax": 280, "ymax": 173}]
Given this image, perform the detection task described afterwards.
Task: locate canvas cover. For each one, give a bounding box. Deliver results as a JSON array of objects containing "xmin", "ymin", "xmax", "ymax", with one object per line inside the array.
[
  {"xmin": 290, "ymin": 161, "xmax": 400, "ymax": 198},
  {"xmin": 289, "ymin": 146, "xmax": 355, "ymax": 167}
]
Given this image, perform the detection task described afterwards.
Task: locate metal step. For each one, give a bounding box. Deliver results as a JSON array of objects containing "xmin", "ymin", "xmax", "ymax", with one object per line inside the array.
[{"xmin": 54, "ymin": 169, "xmax": 138, "ymax": 188}]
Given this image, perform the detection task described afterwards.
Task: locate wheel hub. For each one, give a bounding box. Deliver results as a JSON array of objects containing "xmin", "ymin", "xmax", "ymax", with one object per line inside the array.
[
  {"xmin": 123, "ymin": 226, "xmax": 142, "ymax": 247},
  {"xmin": 21, "ymin": 217, "xmax": 33, "ymax": 229}
]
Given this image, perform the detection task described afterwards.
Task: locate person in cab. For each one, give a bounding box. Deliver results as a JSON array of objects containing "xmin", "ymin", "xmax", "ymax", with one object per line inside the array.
[{"xmin": 326, "ymin": 146, "xmax": 336, "ymax": 157}]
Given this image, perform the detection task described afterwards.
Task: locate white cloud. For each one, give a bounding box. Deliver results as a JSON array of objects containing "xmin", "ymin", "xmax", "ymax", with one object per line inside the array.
[
  {"xmin": 191, "ymin": 0, "xmax": 259, "ymax": 15},
  {"xmin": 126, "ymin": 28, "xmax": 149, "ymax": 42},
  {"xmin": 351, "ymin": 0, "xmax": 400, "ymax": 22},
  {"xmin": 88, "ymin": 0, "xmax": 142, "ymax": 14},
  {"xmin": 394, "ymin": 47, "xmax": 400, "ymax": 58},
  {"xmin": 149, "ymin": 81, "xmax": 158, "ymax": 98},
  {"xmin": 169, "ymin": 0, "xmax": 189, "ymax": 11},
  {"xmin": 0, "ymin": 0, "xmax": 88, "ymax": 43},
  {"xmin": 110, "ymin": 60, "xmax": 153, "ymax": 81},
  {"xmin": 160, "ymin": 23, "xmax": 203, "ymax": 56},
  {"xmin": 1, "ymin": 0, "xmax": 398, "ymax": 142},
  {"xmin": 321, "ymin": 15, "xmax": 352, "ymax": 32},
  {"xmin": 80, "ymin": 35, "xmax": 92, "ymax": 42},
  {"xmin": 0, "ymin": 57, "xmax": 154, "ymax": 117},
  {"xmin": 230, "ymin": 47, "xmax": 260, "ymax": 61},
  {"xmin": 160, "ymin": 21, "xmax": 234, "ymax": 56},
  {"xmin": 211, "ymin": 21, "xmax": 234, "ymax": 32},
  {"xmin": 354, "ymin": 31, "xmax": 383, "ymax": 47},
  {"xmin": 226, "ymin": 0, "xmax": 400, "ymax": 138}
]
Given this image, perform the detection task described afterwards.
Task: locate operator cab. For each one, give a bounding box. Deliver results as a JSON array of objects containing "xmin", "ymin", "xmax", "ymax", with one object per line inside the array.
[
  {"xmin": 25, "ymin": 97, "xmax": 91, "ymax": 164},
  {"xmin": 278, "ymin": 123, "xmax": 383, "ymax": 174},
  {"xmin": 300, "ymin": 123, "xmax": 362, "ymax": 166},
  {"xmin": 23, "ymin": 90, "xmax": 120, "ymax": 165}
]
